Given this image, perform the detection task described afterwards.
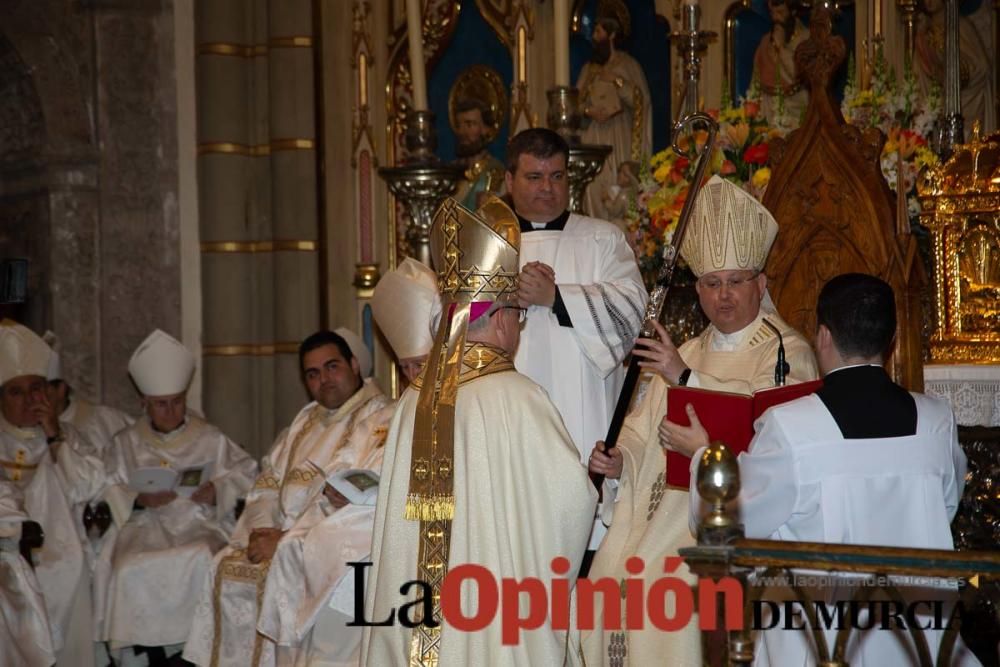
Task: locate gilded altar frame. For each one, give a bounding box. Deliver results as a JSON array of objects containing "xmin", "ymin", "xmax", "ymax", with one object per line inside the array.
[{"xmin": 919, "ymin": 125, "xmax": 1000, "ymax": 364}]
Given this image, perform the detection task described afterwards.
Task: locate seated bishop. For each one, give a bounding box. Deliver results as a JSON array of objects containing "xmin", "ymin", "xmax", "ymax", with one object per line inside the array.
[
  {"xmin": 361, "ymin": 197, "xmax": 598, "ymax": 667},
  {"xmin": 0, "ymin": 477, "xmax": 56, "ymax": 666},
  {"xmin": 93, "ymin": 329, "xmax": 257, "ymax": 666},
  {"xmin": 0, "ymin": 320, "xmax": 105, "ymax": 667},
  {"xmin": 183, "ymin": 329, "xmax": 391, "ymax": 667},
  {"xmin": 583, "ymin": 176, "xmax": 819, "ymax": 666},
  {"xmin": 256, "ymin": 257, "xmax": 439, "ymax": 666}
]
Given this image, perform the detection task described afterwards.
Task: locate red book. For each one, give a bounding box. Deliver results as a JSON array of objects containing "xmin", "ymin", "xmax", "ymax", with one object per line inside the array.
[{"xmin": 664, "ymin": 379, "xmax": 823, "ymax": 490}]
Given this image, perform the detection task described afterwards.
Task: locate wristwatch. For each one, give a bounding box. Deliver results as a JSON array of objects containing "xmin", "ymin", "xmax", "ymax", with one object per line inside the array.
[{"xmin": 677, "ymin": 369, "xmax": 692, "ymax": 386}]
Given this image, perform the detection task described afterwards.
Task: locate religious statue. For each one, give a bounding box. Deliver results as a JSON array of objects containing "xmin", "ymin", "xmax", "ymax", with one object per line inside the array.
[
  {"xmin": 914, "ymin": 0, "xmax": 996, "ymax": 133},
  {"xmin": 752, "ymin": 0, "xmax": 809, "ymax": 130},
  {"xmin": 451, "ymin": 97, "xmax": 505, "ymax": 209},
  {"xmin": 577, "ymin": 10, "xmax": 652, "ymax": 220},
  {"xmin": 601, "ymin": 159, "xmax": 639, "ymax": 236}
]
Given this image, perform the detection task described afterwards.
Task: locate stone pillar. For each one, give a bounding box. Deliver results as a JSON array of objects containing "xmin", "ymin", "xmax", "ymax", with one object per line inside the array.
[
  {"xmin": 266, "ymin": 0, "xmax": 320, "ymax": 432},
  {"xmin": 197, "ymin": 0, "xmax": 277, "ymax": 456},
  {"xmin": 196, "ymin": 0, "xmax": 320, "ymax": 457}
]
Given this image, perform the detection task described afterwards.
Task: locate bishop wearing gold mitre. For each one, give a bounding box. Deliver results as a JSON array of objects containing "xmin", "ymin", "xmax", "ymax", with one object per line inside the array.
[
  {"xmin": 362, "ymin": 196, "xmax": 597, "ymax": 667},
  {"xmin": 583, "ymin": 176, "xmax": 818, "ymax": 666}
]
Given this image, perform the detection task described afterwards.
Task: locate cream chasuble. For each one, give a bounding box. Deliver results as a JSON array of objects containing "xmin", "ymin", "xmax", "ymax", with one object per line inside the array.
[
  {"xmin": 362, "ymin": 347, "xmax": 597, "ymax": 667},
  {"xmin": 182, "ymin": 379, "xmax": 389, "ymax": 667},
  {"xmin": 256, "ymin": 402, "xmax": 394, "ymax": 667},
  {"xmin": 582, "ymin": 312, "xmax": 817, "ymax": 667},
  {"xmin": 93, "ymin": 414, "xmax": 257, "ymax": 651},
  {"xmin": 0, "ymin": 417, "xmax": 104, "ymax": 663},
  {"xmin": 0, "ymin": 479, "xmax": 57, "ymax": 666}
]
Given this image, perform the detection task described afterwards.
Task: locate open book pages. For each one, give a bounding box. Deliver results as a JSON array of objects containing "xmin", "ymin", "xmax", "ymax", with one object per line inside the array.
[{"xmin": 129, "ymin": 462, "xmax": 214, "ymax": 497}]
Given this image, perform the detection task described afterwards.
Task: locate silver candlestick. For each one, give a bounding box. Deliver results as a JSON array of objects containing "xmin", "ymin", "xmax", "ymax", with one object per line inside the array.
[
  {"xmin": 546, "ymin": 86, "xmax": 612, "ymax": 214},
  {"xmin": 378, "ymin": 110, "xmax": 463, "ymax": 266}
]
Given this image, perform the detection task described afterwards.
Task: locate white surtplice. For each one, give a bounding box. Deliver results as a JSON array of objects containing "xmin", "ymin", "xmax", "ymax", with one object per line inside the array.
[
  {"xmin": 94, "ymin": 414, "xmax": 257, "ymax": 651},
  {"xmin": 516, "ymin": 213, "xmax": 646, "ymax": 548},
  {"xmin": 689, "ymin": 392, "xmax": 978, "ymax": 667},
  {"xmin": 0, "ymin": 478, "xmax": 56, "ymax": 666}
]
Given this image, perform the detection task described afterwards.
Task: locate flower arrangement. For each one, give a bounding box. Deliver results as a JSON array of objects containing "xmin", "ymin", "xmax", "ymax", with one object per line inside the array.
[
  {"xmin": 841, "ymin": 47, "xmax": 941, "ymax": 221},
  {"xmin": 626, "ymin": 85, "xmax": 783, "ymax": 283}
]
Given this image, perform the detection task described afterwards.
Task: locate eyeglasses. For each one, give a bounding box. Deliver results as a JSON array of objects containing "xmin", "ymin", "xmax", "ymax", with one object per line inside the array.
[
  {"xmin": 697, "ymin": 272, "xmax": 760, "ymax": 291},
  {"xmin": 502, "ymin": 306, "xmax": 528, "ymax": 323}
]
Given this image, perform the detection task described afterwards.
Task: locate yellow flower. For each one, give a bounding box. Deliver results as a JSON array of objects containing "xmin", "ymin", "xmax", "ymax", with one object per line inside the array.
[
  {"xmin": 751, "ymin": 167, "xmax": 772, "ymax": 190},
  {"xmin": 653, "ymin": 163, "xmax": 671, "ymax": 184},
  {"xmin": 915, "ymin": 146, "xmax": 939, "ymax": 170},
  {"xmin": 723, "ymin": 122, "xmax": 750, "ymax": 150}
]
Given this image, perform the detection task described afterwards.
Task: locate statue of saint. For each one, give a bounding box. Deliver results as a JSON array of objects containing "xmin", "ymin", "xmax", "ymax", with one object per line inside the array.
[
  {"xmin": 577, "ymin": 12, "xmax": 652, "ymax": 220},
  {"xmin": 751, "ymin": 0, "xmax": 809, "ymax": 129},
  {"xmin": 914, "ymin": 0, "xmax": 996, "ymax": 133},
  {"xmin": 451, "ymin": 97, "xmax": 505, "ymax": 210}
]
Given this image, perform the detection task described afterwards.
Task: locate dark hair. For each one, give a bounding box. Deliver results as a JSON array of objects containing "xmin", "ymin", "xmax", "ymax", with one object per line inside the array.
[
  {"xmin": 298, "ymin": 330, "xmax": 353, "ymax": 373},
  {"xmin": 505, "ymin": 128, "xmax": 569, "ymax": 174},
  {"xmin": 816, "ymin": 273, "xmax": 896, "ymax": 359},
  {"xmin": 454, "ymin": 97, "xmax": 494, "ymax": 128}
]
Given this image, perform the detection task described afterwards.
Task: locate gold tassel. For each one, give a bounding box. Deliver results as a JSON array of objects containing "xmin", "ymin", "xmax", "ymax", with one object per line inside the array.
[{"xmin": 404, "ymin": 493, "xmax": 456, "ymax": 522}]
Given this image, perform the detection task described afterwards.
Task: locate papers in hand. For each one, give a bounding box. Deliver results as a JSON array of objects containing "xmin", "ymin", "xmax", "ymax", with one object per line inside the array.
[
  {"xmin": 308, "ymin": 461, "xmax": 379, "ymax": 506},
  {"xmin": 129, "ymin": 463, "xmax": 213, "ymax": 497}
]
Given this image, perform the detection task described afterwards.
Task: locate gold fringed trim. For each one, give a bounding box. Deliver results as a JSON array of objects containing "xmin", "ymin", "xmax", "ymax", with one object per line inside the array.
[{"xmin": 404, "ymin": 493, "xmax": 455, "ymax": 522}]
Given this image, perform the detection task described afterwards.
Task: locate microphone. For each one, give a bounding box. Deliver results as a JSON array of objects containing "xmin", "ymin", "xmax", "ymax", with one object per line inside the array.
[{"xmin": 762, "ymin": 318, "xmax": 790, "ymax": 386}]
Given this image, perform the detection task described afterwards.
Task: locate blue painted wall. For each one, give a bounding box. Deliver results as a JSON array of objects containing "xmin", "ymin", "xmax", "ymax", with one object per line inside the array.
[{"xmin": 427, "ymin": 2, "xmax": 513, "ymax": 162}]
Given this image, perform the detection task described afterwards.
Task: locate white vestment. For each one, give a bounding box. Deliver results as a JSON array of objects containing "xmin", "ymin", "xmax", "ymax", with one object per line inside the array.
[
  {"xmin": 94, "ymin": 414, "xmax": 257, "ymax": 650},
  {"xmin": 257, "ymin": 402, "xmax": 393, "ymax": 667},
  {"xmin": 689, "ymin": 392, "xmax": 978, "ymax": 666},
  {"xmin": 362, "ymin": 356, "xmax": 598, "ymax": 667},
  {"xmin": 0, "ymin": 478, "xmax": 56, "ymax": 666},
  {"xmin": 182, "ymin": 379, "xmax": 390, "ymax": 667},
  {"xmin": 60, "ymin": 397, "xmax": 133, "ymax": 457},
  {"xmin": 0, "ymin": 416, "xmax": 104, "ymax": 665},
  {"xmin": 516, "ymin": 213, "xmax": 646, "ymax": 547},
  {"xmin": 583, "ymin": 312, "xmax": 818, "ymax": 667}
]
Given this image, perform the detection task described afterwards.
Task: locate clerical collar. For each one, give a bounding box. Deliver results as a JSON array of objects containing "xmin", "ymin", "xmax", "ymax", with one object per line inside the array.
[
  {"xmin": 710, "ymin": 314, "xmax": 761, "ymax": 352},
  {"xmin": 825, "ymin": 363, "xmax": 885, "ymax": 377},
  {"xmin": 517, "ymin": 209, "xmax": 570, "ymax": 233}
]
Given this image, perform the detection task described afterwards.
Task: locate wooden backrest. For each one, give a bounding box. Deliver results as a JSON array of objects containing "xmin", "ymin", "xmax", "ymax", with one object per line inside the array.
[{"xmin": 762, "ymin": 5, "xmax": 925, "ymax": 390}]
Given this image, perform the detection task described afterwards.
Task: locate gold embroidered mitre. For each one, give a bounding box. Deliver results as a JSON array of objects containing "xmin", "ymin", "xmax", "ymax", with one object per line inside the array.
[
  {"xmin": 431, "ymin": 196, "xmax": 520, "ymax": 307},
  {"xmin": 680, "ymin": 175, "xmax": 778, "ymax": 277},
  {"xmin": 406, "ymin": 196, "xmax": 520, "ymax": 523}
]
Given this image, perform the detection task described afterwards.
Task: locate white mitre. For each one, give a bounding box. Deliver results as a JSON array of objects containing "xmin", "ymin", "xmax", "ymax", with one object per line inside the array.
[
  {"xmin": 680, "ymin": 175, "xmax": 779, "ymax": 277},
  {"xmin": 42, "ymin": 331, "xmax": 62, "ymax": 381},
  {"xmin": 370, "ymin": 258, "xmax": 439, "ymax": 360},
  {"xmin": 128, "ymin": 329, "xmax": 195, "ymax": 397},
  {"xmin": 334, "ymin": 328, "xmax": 372, "ymax": 378},
  {"xmin": 0, "ymin": 320, "xmax": 52, "ymax": 386}
]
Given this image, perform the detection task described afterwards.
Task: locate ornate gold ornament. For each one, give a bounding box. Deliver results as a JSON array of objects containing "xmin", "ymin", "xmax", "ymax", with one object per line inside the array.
[
  {"xmin": 447, "ymin": 64, "xmax": 509, "ymax": 146},
  {"xmin": 918, "ymin": 121, "xmax": 1000, "ymax": 363}
]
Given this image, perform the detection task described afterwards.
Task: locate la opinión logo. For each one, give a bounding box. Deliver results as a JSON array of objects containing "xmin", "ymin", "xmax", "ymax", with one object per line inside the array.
[{"xmin": 348, "ymin": 557, "xmax": 964, "ymax": 643}]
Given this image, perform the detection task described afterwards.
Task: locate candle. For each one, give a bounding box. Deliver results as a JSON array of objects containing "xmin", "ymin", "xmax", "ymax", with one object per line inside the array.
[
  {"xmin": 684, "ymin": 0, "xmax": 699, "ymax": 33},
  {"xmin": 874, "ymin": 0, "xmax": 882, "ymax": 37},
  {"xmin": 554, "ymin": 0, "xmax": 570, "ymax": 87},
  {"xmin": 405, "ymin": 0, "xmax": 428, "ymax": 110}
]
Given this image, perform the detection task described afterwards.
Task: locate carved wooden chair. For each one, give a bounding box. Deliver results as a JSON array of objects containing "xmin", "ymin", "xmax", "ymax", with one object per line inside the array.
[{"xmin": 761, "ymin": 4, "xmax": 926, "ymax": 391}]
